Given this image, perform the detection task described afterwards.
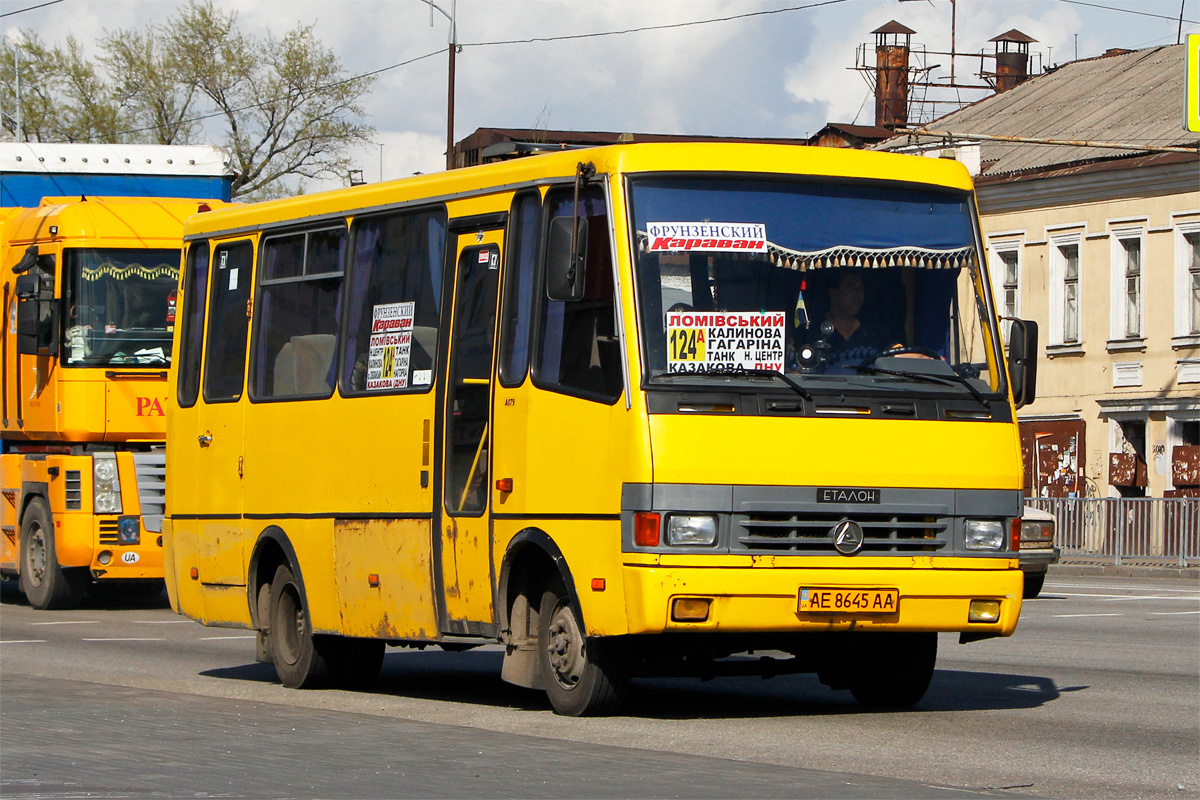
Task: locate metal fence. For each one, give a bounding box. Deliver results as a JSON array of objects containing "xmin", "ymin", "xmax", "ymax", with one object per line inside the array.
[{"xmin": 1025, "ymin": 497, "xmax": 1200, "ymax": 567}]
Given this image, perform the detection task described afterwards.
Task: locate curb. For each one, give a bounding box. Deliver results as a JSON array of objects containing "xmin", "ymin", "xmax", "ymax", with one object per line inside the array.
[{"xmin": 1049, "ymin": 563, "xmax": 1200, "ymax": 581}]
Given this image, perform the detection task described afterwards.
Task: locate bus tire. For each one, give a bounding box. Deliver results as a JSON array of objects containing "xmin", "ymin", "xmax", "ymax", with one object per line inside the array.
[
  {"xmin": 335, "ymin": 638, "xmax": 385, "ymax": 690},
  {"xmin": 19, "ymin": 498, "xmax": 87, "ymax": 610},
  {"xmin": 1022, "ymin": 571, "xmax": 1046, "ymax": 599},
  {"xmin": 848, "ymin": 632, "xmax": 937, "ymax": 709},
  {"xmin": 537, "ymin": 578, "xmax": 628, "ymax": 716},
  {"xmin": 268, "ymin": 564, "xmax": 338, "ymax": 689}
]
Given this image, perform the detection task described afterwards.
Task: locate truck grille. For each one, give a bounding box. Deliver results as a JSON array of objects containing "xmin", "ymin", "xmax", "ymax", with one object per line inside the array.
[
  {"xmin": 734, "ymin": 512, "xmax": 947, "ymax": 554},
  {"xmin": 99, "ymin": 519, "xmax": 120, "ymax": 544},
  {"xmin": 65, "ymin": 470, "xmax": 82, "ymax": 510},
  {"xmin": 133, "ymin": 449, "xmax": 166, "ymax": 534}
]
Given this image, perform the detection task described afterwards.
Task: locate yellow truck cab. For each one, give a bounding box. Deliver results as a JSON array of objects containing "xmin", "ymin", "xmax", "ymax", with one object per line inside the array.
[{"xmin": 2, "ymin": 195, "xmax": 223, "ymax": 608}]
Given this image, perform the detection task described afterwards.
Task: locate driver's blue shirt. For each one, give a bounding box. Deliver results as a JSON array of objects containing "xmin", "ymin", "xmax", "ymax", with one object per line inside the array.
[{"xmin": 813, "ymin": 320, "xmax": 892, "ymax": 374}]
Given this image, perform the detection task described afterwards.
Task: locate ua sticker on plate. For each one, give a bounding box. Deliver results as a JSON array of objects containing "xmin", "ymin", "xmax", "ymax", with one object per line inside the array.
[{"xmin": 121, "ymin": 551, "xmax": 140, "ymax": 564}]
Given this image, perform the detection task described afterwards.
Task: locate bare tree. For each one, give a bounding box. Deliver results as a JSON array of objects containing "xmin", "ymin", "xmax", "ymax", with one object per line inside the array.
[{"xmin": 2, "ymin": 0, "xmax": 375, "ymax": 199}]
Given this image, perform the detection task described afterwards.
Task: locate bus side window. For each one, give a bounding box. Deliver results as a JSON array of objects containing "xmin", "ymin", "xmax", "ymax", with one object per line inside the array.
[
  {"xmin": 177, "ymin": 242, "xmax": 210, "ymax": 408},
  {"xmin": 203, "ymin": 241, "xmax": 254, "ymax": 403},
  {"xmin": 533, "ymin": 186, "xmax": 622, "ymax": 404},
  {"xmin": 341, "ymin": 207, "xmax": 447, "ymax": 394},
  {"xmin": 498, "ymin": 191, "xmax": 539, "ymax": 387},
  {"xmin": 251, "ymin": 227, "xmax": 345, "ymax": 400}
]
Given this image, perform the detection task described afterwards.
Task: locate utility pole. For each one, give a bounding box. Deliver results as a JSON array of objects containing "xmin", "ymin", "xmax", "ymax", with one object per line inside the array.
[{"xmin": 421, "ymin": 0, "xmax": 458, "ymax": 171}]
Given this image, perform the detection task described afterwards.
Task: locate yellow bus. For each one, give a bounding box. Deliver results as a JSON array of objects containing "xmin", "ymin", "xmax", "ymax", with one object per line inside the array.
[
  {"xmin": 2, "ymin": 196, "xmax": 224, "ymax": 608},
  {"xmin": 164, "ymin": 143, "xmax": 1037, "ymax": 715}
]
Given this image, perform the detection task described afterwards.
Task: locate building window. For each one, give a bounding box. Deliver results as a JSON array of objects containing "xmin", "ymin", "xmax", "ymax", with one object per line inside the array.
[
  {"xmin": 1179, "ymin": 226, "xmax": 1200, "ymax": 336},
  {"xmin": 988, "ymin": 240, "xmax": 1020, "ymax": 343},
  {"xmin": 1123, "ymin": 238, "xmax": 1141, "ymax": 337},
  {"xmin": 1062, "ymin": 244, "xmax": 1080, "ymax": 343},
  {"xmin": 1111, "ymin": 229, "xmax": 1143, "ymax": 341},
  {"xmin": 1049, "ymin": 232, "xmax": 1082, "ymax": 346}
]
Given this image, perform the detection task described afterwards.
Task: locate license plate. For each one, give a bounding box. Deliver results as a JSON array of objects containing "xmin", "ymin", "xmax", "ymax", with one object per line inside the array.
[{"xmin": 799, "ymin": 587, "xmax": 899, "ymax": 614}]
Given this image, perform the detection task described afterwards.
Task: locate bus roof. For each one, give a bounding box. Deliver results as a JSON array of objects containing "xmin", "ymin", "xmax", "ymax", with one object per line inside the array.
[{"xmin": 183, "ymin": 142, "xmax": 976, "ymax": 238}]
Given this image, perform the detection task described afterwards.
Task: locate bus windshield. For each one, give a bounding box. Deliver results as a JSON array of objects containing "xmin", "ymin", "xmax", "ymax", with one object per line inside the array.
[
  {"xmin": 629, "ymin": 177, "xmax": 1001, "ymax": 398},
  {"xmin": 63, "ymin": 248, "xmax": 180, "ymax": 367}
]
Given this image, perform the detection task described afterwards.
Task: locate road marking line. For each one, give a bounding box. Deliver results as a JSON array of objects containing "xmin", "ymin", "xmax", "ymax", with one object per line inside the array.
[
  {"xmin": 0, "ymin": 640, "xmax": 47, "ymax": 644},
  {"xmin": 133, "ymin": 620, "xmax": 193, "ymax": 624},
  {"xmin": 1147, "ymin": 610, "xmax": 1200, "ymax": 615},
  {"xmin": 1100, "ymin": 596, "xmax": 1200, "ymax": 602},
  {"xmin": 81, "ymin": 637, "xmax": 166, "ymax": 642},
  {"xmin": 199, "ymin": 635, "xmax": 256, "ymax": 640},
  {"xmin": 1052, "ymin": 613, "xmax": 1123, "ymax": 618},
  {"xmin": 29, "ymin": 620, "xmax": 99, "ymax": 625}
]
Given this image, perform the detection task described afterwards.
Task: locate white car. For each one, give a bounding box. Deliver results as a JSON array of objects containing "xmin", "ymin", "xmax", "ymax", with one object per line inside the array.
[{"xmin": 1019, "ymin": 505, "xmax": 1060, "ymax": 598}]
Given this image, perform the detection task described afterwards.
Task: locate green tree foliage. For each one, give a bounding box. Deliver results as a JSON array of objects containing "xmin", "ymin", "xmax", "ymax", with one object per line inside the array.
[{"xmin": 1, "ymin": 1, "xmax": 375, "ymax": 198}]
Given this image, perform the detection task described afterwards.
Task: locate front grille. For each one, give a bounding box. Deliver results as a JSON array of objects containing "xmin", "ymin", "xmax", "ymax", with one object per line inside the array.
[
  {"xmin": 734, "ymin": 512, "xmax": 947, "ymax": 554},
  {"xmin": 99, "ymin": 519, "xmax": 120, "ymax": 544},
  {"xmin": 133, "ymin": 449, "xmax": 166, "ymax": 533},
  {"xmin": 65, "ymin": 471, "xmax": 82, "ymax": 510}
]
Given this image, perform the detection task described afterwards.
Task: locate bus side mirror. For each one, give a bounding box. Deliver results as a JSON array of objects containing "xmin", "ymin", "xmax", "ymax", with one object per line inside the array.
[
  {"xmin": 1006, "ymin": 318, "xmax": 1038, "ymax": 409},
  {"xmin": 546, "ymin": 216, "xmax": 587, "ymax": 302}
]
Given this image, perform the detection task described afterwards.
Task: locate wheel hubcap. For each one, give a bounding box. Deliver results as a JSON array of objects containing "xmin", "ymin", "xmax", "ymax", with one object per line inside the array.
[
  {"xmin": 277, "ymin": 587, "xmax": 304, "ymax": 666},
  {"xmin": 546, "ymin": 601, "xmax": 585, "ymax": 689},
  {"xmin": 27, "ymin": 525, "xmax": 47, "ymax": 586}
]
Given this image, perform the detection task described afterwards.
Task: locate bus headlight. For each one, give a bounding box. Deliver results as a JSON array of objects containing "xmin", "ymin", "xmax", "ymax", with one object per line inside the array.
[
  {"xmin": 666, "ymin": 515, "xmax": 718, "ymax": 547},
  {"xmin": 93, "ymin": 453, "xmax": 122, "ymax": 514},
  {"xmin": 964, "ymin": 520, "xmax": 1005, "ymax": 550}
]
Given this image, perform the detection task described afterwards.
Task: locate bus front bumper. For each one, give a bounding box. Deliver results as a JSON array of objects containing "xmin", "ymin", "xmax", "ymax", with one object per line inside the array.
[{"xmin": 620, "ymin": 560, "xmax": 1022, "ymax": 638}]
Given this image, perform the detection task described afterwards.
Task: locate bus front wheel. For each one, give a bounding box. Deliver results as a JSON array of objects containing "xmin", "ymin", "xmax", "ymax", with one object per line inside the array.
[
  {"xmin": 537, "ymin": 578, "xmax": 628, "ymax": 716},
  {"xmin": 847, "ymin": 632, "xmax": 937, "ymax": 709},
  {"xmin": 19, "ymin": 498, "xmax": 87, "ymax": 610},
  {"xmin": 268, "ymin": 564, "xmax": 338, "ymax": 689}
]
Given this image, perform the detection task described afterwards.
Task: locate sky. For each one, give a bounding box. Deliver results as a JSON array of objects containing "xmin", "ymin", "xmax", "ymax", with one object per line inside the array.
[{"xmin": 4, "ymin": 0, "xmax": 1198, "ymax": 191}]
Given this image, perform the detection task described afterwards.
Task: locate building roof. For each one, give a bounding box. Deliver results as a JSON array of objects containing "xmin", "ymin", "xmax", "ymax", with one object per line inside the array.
[{"xmin": 877, "ymin": 44, "xmax": 1200, "ymax": 177}]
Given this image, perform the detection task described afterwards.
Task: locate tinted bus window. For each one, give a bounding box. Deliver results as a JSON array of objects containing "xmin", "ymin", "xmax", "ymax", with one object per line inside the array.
[
  {"xmin": 498, "ymin": 192, "xmax": 539, "ymax": 387},
  {"xmin": 177, "ymin": 242, "xmax": 210, "ymax": 408},
  {"xmin": 342, "ymin": 208, "xmax": 446, "ymax": 394},
  {"xmin": 203, "ymin": 241, "xmax": 253, "ymax": 402},
  {"xmin": 252, "ymin": 227, "xmax": 345, "ymax": 400}
]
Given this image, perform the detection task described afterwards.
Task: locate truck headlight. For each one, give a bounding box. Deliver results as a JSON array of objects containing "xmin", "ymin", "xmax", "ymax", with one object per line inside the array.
[
  {"xmin": 93, "ymin": 453, "xmax": 122, "ymax": 514},
  {"xmin": 965, "ymin": 520, "xmax": 1005, "ymax": 550},
  {"xmin": 666, "ymin": 515, "xmax": 718, "ymax": 547}
]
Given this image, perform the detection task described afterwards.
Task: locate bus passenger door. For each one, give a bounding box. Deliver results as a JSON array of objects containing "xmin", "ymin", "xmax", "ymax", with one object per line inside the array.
[
  {"xmin": 437, "ymin": 228, "xmax": 503, "ymax": 629},
  {"xmin": 192, "ymin": 239, "xmax": 253, "ymax": 591}
]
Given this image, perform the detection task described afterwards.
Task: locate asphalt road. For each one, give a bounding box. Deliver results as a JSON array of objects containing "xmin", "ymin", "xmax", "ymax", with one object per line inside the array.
[{"xmin": 1, "ymin": 575, "xmax": 1196, "ymax": 800}]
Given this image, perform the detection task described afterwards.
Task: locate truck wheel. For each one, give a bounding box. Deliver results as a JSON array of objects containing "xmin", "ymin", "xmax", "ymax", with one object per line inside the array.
[
  {"xmin": 1023, "ymin": 571, "xmax": 1046, "ymax": 599},
  {"xmin": 19, "ymin": 498, "xmax": 87, "ymax": 610},
  {"xmin": 537, "ymin": 577, "xmax": 628, "ymax": 716},
  {"xmin": 848, "ymin": 632, "xmax": 937, "ymax": 709},
  {"xmin": 268, "ymin": 563, "xmax": 340, "ymax": 688}
]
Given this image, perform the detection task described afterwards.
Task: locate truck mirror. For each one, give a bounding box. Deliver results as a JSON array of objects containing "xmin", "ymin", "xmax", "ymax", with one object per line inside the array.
[
  {"xmin": 1005, "ymin": 318, "xmax": 1038, "ymax": 409},
  {"xmin": 546, "ymin": 215, "xmax": 587, "ymax": 302}
]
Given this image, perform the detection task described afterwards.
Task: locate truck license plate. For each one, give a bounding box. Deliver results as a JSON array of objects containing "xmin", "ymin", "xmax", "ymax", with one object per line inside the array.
[{"xmin": 799, "ymin": 587, "xmax": 899, "ymax": 614}]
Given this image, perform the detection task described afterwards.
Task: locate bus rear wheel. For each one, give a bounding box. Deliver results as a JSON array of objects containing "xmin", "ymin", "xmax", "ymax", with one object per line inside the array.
[
  {"xmin": 19, "ymin": 498, "xmax": 87, "ymax": 610},
  {"xmin": 847, "ymin": 632, "xmax": 937, "ymax": 709},
  {"xmin": 268, "ymin": 564, "xmax": 338, "ymax": 689},
  {"xmin": 537, "ymin": 578, "xmax": 628, "ymax": 716}
]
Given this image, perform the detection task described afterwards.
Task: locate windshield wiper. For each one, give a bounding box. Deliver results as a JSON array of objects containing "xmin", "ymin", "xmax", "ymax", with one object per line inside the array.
[
  {"xmin": 856, "ymin": 363, "xmax": 989, "ymax": 408},
  {"xmin": 737, "ymin": 368, "xmax": 813, "ymax": 402},
  {"xmin": 653, "ymin": 368, "xmax": 812, "ymax": 402}
]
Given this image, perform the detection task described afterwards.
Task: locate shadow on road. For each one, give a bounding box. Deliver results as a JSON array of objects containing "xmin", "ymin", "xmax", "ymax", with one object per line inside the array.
[
  {"xmin": 1, "ymin": 578, "xmax": 168, "ymax": 611},
  {"xmin": 199, "ymin": 645, "xmax": 1078, "ymax": 719}
]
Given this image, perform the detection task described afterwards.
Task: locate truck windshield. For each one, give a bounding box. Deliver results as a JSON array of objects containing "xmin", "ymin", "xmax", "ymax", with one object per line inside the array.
[
  {"xmin": 629, "ymin": 177, "xmax": 1002, "ymax": 398},
  {"xmin": 63, "ymin": 248, "xmax": 180, "ymax": 367}
]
